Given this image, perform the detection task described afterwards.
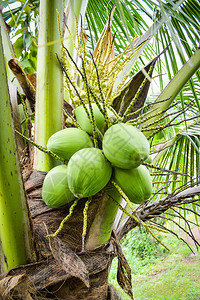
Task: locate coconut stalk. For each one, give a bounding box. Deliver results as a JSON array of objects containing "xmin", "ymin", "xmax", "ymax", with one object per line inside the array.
[
  {"xmin": 34, "ymin": 0, "xmax": 64, "ymax": 171},
  {"xmin": 85, "ymin": 187, "xmax": 121, "ymax": 250},
  {"xmin": 140, "ymin": 48, "xmax": 200, "ymax": 137},
  {"xmin": 63, "ymin": 0, "xmax": 88, "ymax": 57},
  {"xmin": 0, "ymin": 10, "xmax": 15, "ymax": 82},
  {"xmin": 0, "ymin": 10, "xmax": 25, "ymax": 155},
  {"xmin": 63, "ymin": 0, "xmax": 89, "ymax": 104},
  {"xmin": 0, "ymin": 29, "xmax": 36, "ymax": 272}
]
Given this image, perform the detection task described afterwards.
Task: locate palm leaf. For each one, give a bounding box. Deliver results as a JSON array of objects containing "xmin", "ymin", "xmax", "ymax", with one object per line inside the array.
[
  {"xmin": 140, "ymin": 48, "xmax": 200, "ymax": 138},
  {"xmin": 152, "ymin": 123, "xmax": 200, "ymax": 197},
  {"xmin": 86, "ymin": 0, "xmax": 200, "ymax": 106}
]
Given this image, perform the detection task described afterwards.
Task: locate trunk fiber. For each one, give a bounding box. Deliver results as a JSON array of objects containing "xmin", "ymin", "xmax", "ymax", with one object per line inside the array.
[{"xmin": 0, "ymin": 169, "xmax": 121, "ymax": 300}]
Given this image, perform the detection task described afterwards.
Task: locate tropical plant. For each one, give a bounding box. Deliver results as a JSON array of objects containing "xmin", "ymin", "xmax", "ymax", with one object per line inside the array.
[{"xmin": 0, "ymin": 0, "xmax": 199, "ymax": 299}]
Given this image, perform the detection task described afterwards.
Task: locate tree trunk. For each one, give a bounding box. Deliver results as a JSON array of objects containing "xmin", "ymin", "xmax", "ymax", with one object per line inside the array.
[
  {"xmin": 0, "ymin": 169, "xmax": 121, "ymax": 299},
  {"xmin": 1, "ymin": 163, "xmax": 198, "ymax": 299}
]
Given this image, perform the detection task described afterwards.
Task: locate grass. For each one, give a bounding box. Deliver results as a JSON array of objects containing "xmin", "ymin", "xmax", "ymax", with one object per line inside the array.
[
  {"xmin": 132, "ymin": 254, "xmax": 200, "ymax": 300},
  {"xmin": 109, "ymin": 221, "xmax": 200, "ymax": 300}
]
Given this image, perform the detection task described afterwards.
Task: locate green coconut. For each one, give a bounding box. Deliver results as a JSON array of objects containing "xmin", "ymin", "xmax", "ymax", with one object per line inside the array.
[
  {"xmin": 67, "ymin": 148, "xmax": 112, "ymax": 198},
  {"xmin": 102, "ymin": 123, "xmax": 150, "ymax": 169},
  {"xmin": 47, "ymin": 128, "xmax": 93, "ymax": 161},
  {"xmin": 74, "ymin": 103, "xmax": 115, "ymax": 135},
  {"xmin": 114, "ymin": 165, "xmax": 152, "ymax": 204},
  {"xmin": 42, "ymin": 165, "xmax": 75, "ymax": 208}
]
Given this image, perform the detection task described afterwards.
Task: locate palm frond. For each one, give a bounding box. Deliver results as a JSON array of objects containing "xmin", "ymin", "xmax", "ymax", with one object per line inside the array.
[
  {"xmin": 86, "ymin": 0, "xmax": 200, "ymax": 106},
  {"xmin": 152, "ymin": 123, "xmax": 200, "ymax": 197}
]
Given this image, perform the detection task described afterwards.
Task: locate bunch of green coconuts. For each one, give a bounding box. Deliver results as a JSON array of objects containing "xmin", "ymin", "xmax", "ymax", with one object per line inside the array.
[{"xmin": 42, "ymin": 103, "xmax": 152, "ymax": 208}]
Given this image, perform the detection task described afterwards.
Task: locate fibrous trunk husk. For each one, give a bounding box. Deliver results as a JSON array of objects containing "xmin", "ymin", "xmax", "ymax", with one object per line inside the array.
[
  {"xmin": 0, "ymin": 170, "xmax": 124, "ymax": 300},
  {"xmin": 1, "ymin": 167, "xmax": 198, "ymax": 298}
]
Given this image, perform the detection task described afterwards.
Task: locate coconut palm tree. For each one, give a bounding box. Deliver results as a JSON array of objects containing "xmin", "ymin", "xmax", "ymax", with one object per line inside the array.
[{"xmin": 0, "ymin": 0, "xmax": 199, "ymax": 299}]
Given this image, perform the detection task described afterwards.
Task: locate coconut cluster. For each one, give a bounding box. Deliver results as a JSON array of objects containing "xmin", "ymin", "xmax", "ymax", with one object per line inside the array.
[{"xmin": 42, "ymin": 105, "xmax": 152, "ymax": 208}]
